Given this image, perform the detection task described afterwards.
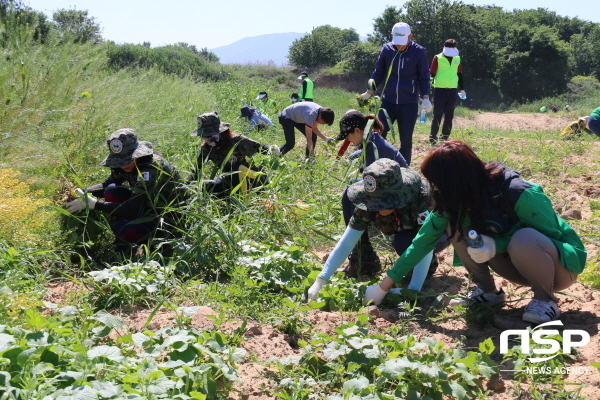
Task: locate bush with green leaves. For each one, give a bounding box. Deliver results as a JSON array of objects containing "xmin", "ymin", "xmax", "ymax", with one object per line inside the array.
[
  {"xmin": 237, "ymin": 240, "xmax": 318, "ymax": 289},
  {"xmin": 106, "ymin": 42, "xmax": 227, "ymax": 82},
  {"xmin": 270, "ymin": 320, "xmax": 498, "ymax": 400},
  {"xmin": 0, "ymin": 307, "xmax": 245, "ymax": 399},
  {"xmin": 86, "ymin": 260, "xmax": 178, "ymax": 308}
]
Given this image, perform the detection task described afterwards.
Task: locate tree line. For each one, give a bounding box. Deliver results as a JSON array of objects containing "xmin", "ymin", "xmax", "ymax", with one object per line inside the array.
[
  {"xmin": 0, "ymin": 0, "xmax": 225, "ymax": 82},
  {"xmin": 287, "ymin": 0, "xmax": 600, "ymax": 105}
]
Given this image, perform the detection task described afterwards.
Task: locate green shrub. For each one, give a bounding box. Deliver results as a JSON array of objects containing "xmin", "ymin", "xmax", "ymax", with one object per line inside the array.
[{"xmin": 106, "ymin": 42, "xmax": 229, "ymax": 82}]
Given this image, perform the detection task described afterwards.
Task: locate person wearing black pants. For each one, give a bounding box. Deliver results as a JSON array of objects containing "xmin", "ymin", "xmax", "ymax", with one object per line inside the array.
[
  {"xmin": 429, "ymin": 39, "xmax": 465, "ymax": 144},
  {"xmin": 277, "ymin": 102, "xmax": 335, "ymax": 157}
]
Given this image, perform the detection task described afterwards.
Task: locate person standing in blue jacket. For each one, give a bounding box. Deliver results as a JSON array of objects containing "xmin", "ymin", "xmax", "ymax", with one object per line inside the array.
[{"xmin": 361, "ymin": 22, "xmax": 431, "ymax": 165}]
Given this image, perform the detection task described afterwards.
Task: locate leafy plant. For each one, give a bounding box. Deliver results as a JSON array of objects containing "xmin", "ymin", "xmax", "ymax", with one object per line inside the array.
[
  {"xmin": 85, "ymin": 260, "xmax": 178, "ymax": 308},
  {"xmin": 0, "ymin": 308, "xmax": 246, "ymax": 399},
  {"xmin": 268, "ymin": 320, "xmax": 498, "ymax": 400}
]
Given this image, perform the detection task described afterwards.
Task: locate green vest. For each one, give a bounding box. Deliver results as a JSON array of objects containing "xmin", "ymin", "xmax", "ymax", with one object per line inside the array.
[
  {"xmin": 301, "ymin": 78, "xmax": 314, "ymax": 100},
  {"xmin": 433, "ymin": 53, "xmax": 460, "ymax": 88},
  {"xmin": 257, "ymin": 98, "xmax": 276, "ymax": 115}
]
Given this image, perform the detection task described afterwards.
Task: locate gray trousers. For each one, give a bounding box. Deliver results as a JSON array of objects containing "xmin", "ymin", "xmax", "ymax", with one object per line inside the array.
[{"xmin": 452, "ymin": 227, "xmax": 578, "ymax": 302}]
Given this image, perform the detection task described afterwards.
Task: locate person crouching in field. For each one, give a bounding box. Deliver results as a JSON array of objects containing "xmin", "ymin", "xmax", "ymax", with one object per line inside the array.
[
  {"xmin": 187, "ymin": 111, "xmax": 279, "ymax": 196},
  {"xmin": 307, "ymin": 158, "xmax": 438, "ymax": 301},
  {"xmin": 364, "ymin": 140, "xmax": 586, "ymax": 325},
  {"xmin": 560, "ymin": 116, "xmax": 591, "ymax": 138},
  {"xmin": 239, "ymin": 105, "xmax": 274, "ymax": 135},
  {"xmin": 588, "ymin": 106, "xmax": 600, "ymax": 138},
  {"xmin": 278, "ymin": 101, "xmax": 335, "ymax": 157},
  {"xmin": 65, "ymin": 129, "xmax": 183, "ymax": 246}
]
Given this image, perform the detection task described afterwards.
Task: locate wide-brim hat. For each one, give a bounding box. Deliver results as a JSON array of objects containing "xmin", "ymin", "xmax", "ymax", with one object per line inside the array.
[
  {"xmin": 190, "ymin": 111, "xmax": 231, "ymax": 137},
  {"xmin": 100, "ymin": 128, "xmax": 153, "ymax": 168},
  {"xmin": 347, "ymin": 158, "xmax": 421, "ymax": 211}
]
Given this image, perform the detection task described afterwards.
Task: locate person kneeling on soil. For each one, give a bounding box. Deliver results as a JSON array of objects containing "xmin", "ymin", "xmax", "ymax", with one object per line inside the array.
[
  {"xmin": 187, "ymin": 111, "xmax": 279, "ymax": 196},
  {"xmin": 307, "ymin": 158, "xmax": 437, "ymax": 301},
  {"xmin": 65, "ymin": 129, "xmax": 183, "ymax": 246},
  {"xmin": 560, "ymin": 116, "xmax": 591, "ymax": 138},
  {"xmin": 364, "ymin": 140, "xmax": 587, "ymax": 325}
]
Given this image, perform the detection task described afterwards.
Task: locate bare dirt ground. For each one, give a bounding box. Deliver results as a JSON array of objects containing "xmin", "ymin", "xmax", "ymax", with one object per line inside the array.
[
  {"xmin": 453, "ymin": 111, "xmax": 575, "ymax": 132},
  {"xmin": 46, "ymin": 112, "xmax": 600, "ymax": 399}
]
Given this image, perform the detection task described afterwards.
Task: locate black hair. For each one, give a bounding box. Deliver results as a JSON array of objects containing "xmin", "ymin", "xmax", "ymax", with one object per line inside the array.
[{"xmin": 318, "ymin": 107, "xmax": 335, "ymax": 126}]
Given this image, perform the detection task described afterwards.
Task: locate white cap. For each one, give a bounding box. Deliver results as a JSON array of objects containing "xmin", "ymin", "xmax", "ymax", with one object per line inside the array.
[
  {"xmin": 391, "ymin": 22, "xmax": 411, "ymax": 45},
  {"xmin": 256, "ymin": 93, "xmax": 266, "ymax": 99}
]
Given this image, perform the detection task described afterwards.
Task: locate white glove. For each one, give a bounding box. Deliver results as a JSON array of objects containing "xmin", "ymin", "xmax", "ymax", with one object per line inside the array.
[
  {"xmin": 360, "ymin": 91, "xmax": 371, "ymax": 100},
  {"xmin": 307, "ymin": 277, "xmax": 327, "ymax": 301},
  {"xmin": 325, "ymin": 137, "xmax": 336, "ymax": 145},
  {"xmin": 269, "ymin": 145, "xmax": 281, "ymax": 155},
  {"xmin": 421, "ymin": 98, "xmax": 433, "ymax": 112},
  {"xmin": 363, "ymin": 284, "xmax": 388, "ymax": 306},
  {"xmin": 66, "ymin": 193, "xmax": 97, "ymax": 213},
  {"xmin": 466, "ymin": 234, "xmax": 496, "ymax": 263},
  {"xmin": 74, "ymin": 188, "xmax": 85, "ymax": 197},
  {"xmin": 459, "ymin": 90, "xmax": 466, "ymax": 98}
]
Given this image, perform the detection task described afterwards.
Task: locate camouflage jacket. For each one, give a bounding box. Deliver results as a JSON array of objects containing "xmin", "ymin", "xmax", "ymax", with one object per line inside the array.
[
  {"xmin": 188, "ymin": 133, "xmax": 270, "ymax": 180},
  {"xmin": 349, "ymin": 181, "xmax": 431, "ymax": 234},
  {"xmin": 87, "ymin": 154, "xmax": 182, "ymax": 218}
]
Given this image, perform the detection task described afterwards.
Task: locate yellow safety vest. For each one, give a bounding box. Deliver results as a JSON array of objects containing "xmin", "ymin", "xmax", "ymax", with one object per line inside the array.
[{"xmin": 433, "ymin": 53, "xmax": 460, "ymax": 88}]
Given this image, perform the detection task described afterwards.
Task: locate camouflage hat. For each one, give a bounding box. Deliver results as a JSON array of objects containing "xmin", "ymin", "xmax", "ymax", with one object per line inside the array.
[
  {"xmin": 347, "ymin": 158, "xmax": 421, "ymax": 211},
  {"xmin": 100, "ymin": 128, "xmax": 153, "ymax": 168},
  {"xmin": 190, "ymin": 111, "xmax": 231, "ymax": 137}
]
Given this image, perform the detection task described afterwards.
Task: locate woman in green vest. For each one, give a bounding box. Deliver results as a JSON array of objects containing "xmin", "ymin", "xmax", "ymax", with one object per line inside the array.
[{"xmin": 429, "ymin": 39, "xmax": 465, "ymax": 145}]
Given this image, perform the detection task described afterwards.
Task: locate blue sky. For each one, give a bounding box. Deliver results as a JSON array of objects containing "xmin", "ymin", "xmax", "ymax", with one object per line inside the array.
[{"xmin": 25, "ymin": 0, "xmax": 600, "ymax": 49}]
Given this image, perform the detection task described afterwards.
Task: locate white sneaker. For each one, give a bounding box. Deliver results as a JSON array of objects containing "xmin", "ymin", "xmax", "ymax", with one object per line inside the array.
[
  {"xmin": 522, "ymin": 299, "xmax": 560, "ymax": 324},
  {"xmin": 449, "ymin": 287, "xmax": 506, "ymax": 307}
]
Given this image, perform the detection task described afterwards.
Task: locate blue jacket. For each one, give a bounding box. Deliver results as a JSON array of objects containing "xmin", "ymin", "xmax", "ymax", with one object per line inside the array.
[
  {"xmin": 370, "ymin": 41, "xmax": 430, "ymax": 105},
  {"xmin": 365, "ymin": 132, "xmax": 407, "ymax": 168}
]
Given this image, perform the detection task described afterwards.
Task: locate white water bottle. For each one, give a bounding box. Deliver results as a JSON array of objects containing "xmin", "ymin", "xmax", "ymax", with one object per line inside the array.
[
  {"xmin": 419, "ymin": 109, "xmax": 427, "ymax": 124},
  {"xmin": 467, "ymin": 230, "xmax": 484, "ymax": 248}
]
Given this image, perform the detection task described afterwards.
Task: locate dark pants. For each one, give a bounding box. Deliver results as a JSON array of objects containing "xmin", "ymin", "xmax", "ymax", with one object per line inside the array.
[
  {"xmin": 278, "ymin": 115, "xmax": 318, "ymax": 156},
  {"xmin": 589, "ymin": 116, "xmax": 600, "ymax": 138},
  {"xmin": 104, "ymin": 184, "xmax": 157, "ymax": 244},
  {"xmin": 378, "ymin": 100, "xmax": 419, "ymax": 165},
  {"xmin": 430, "ymin": 88, "xmax": 458, "ymax": 144}
]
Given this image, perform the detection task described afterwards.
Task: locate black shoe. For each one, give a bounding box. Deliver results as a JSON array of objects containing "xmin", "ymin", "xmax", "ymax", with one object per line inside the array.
[{"xmin": 343, "ymin": 257, "xmax": 381, "ymax": 280}]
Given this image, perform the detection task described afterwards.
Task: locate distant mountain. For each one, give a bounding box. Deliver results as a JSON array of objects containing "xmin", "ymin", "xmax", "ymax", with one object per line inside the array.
[{"xmin": 209, "ymin": 32, "xmax": 306, "ymax": 66}]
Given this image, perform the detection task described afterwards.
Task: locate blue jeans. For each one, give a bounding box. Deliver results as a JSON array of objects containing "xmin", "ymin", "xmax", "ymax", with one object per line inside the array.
[
  {"xmin": 378, "ymin": 100, "xmax": 419, "ymax": 165},
  {"xmin": 589, "ymin": 116, "xmax": 600, "ymax": 138}
]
